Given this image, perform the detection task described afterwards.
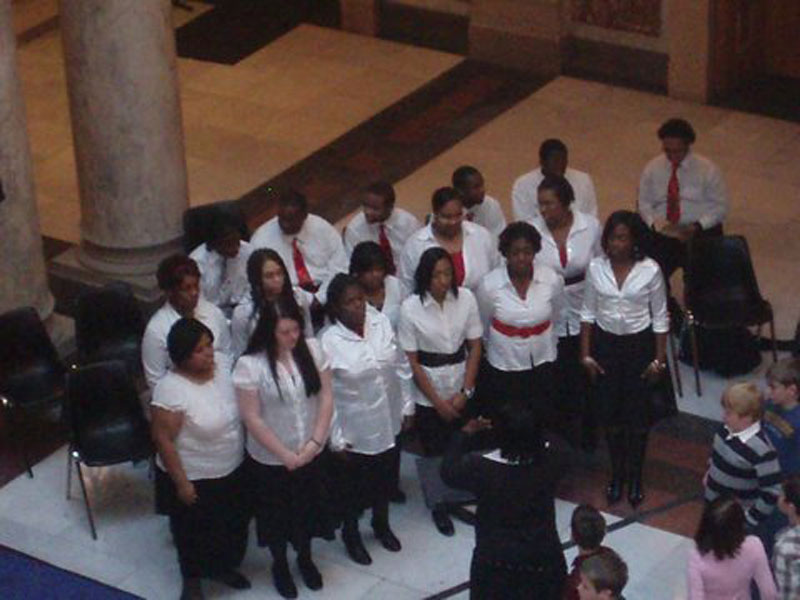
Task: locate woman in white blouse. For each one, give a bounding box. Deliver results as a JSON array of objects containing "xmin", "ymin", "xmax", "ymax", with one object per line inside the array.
[
  {"xmin": 398, "ymin": 247, "xmax": 482, "ymax": 535},
  {"xmin": 580, "ymin": 210, "xmax": 669, "ymax": 508},
  {"xmin": 476, "ymin": 222, "xmax": 564, "ymax": 435},
  {"xmin": 231, "ymin": 249, "xmax": 314, "ymax": 359},
  {"xmin": 532, "ymin": 174, "xmax": 602, "ymax": 451},
  {"xmin": 151, "ymin": 318, "xmax": 249, "ymax": 600},
  {"xmin": 399, "ymin": 187, "xmax": 499, "ymax": 292},
  {"xmin": 349, "ymin": 241, "xmax": 408, "ymax": 331},
  {"xmin": 234, "ymin": 299, "xmax": 334, "ymax": 599},
  {"xmin": 321, "ymin": 274, "xmax": 414, "ymax": 567}
]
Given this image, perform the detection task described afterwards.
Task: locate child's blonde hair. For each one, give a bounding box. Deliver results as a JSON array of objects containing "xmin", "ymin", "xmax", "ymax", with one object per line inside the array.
[{"xmin": 721, "ymin": 382, "xmax": 764, "ymax": 420}]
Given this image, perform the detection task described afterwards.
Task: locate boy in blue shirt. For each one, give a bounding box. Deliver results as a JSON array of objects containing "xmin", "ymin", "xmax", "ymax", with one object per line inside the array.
[{"xmin": 764, "ymin": 358, "xmax": 800, "ymax": 475}]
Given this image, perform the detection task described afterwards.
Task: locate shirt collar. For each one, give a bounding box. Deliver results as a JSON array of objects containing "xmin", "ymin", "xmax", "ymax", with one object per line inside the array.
[
  {"xmin": 420, "ymin": 289, "xmax": 456, "ymax": 308},
  {"xmin": 725, "ymin": 421, "xmax": 761, "ymax": 443},
  {"xmin": 499, "ymin": 263, "xmax": 542, "ymax": 289}
]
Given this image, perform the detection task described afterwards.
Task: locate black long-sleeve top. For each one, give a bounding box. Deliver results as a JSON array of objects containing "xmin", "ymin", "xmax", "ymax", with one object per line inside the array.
[{"xmin": 440, "ymin": 431, "xmax": 565, "ymax": 566}]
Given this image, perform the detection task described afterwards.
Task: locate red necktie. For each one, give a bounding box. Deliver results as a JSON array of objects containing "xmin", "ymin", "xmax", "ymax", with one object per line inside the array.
[
  {"xmin": 378, "ymin": 224, "xmax": 396, "ymax": 275},
  {"xmin": 292, "ymin": 238, "xmax": 315, "ymax": 291},
  {"xmin": 667, "ymin": 162, "xmax": 681, "ymax": 224},
  {"xmin": 451, "ymin": 251, "xmax": 465, "ymax": 286},
  {"xmin": 558, "ymin": 244, "xmax": 568, "ymax": 268}
]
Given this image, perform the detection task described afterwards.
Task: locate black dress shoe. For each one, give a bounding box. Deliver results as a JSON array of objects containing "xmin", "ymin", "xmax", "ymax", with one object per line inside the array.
[
  {"xmin": 390, "ymin": 487, "xmax": 407, "ymax": 504},
  {"xmin": 272, "ymin": 561, "xmax": 298, "ymax": 599},
  {"xmin": 298, "ymin": 556, "xmax": 323, "ymax": 590},
  {"xmin": 628, "ymin": 477, "xmax": 645, "ymax": 508},
  {"xmin": 374, "ymin": 526, "xmax": 402, "ymax": 552},
  {"xmin": 449, "ymin": 505, "xmax": 477, "ymax": 526},
  {"xmin": 432, "ymin": 507, "xmax": 455, "ymax": 536},
  {"xmin": 211, "ymin": 570, "xmax": 251, "ymax": 590},
  {"xmin": 343, "ymin": 532, "xmax": 372, "ymax": 565},
  {"xmin": 606, "ymin": 478, "xmax": 624, "ymax": 505},
  {"xmin": 180, "ymin": 578, "xmax": 204, "ymax": 600}
]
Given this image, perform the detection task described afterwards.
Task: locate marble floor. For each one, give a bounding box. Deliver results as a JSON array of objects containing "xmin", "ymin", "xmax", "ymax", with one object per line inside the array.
[{"xmin": 6, "ymin": 3, "xmax": 800, "ymax": 599}]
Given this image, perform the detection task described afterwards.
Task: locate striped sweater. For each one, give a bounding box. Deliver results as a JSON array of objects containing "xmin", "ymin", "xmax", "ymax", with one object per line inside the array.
[{"xmin": 704, "ymin": 423, "xmax": 782, "ymax": 526}]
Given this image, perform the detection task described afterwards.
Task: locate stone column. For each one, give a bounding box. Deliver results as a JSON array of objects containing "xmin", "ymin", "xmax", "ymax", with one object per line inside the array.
[
  {"xmin": 470, "ymin": 0, "xmax": 566, "ymax": 77},
  {"xmin": 0, "ymin": 0, "xmax": 54, "ymax": 318},
  {"xmin": 59, "ymin": 0, "xmax": 189, "ymax": 276}
]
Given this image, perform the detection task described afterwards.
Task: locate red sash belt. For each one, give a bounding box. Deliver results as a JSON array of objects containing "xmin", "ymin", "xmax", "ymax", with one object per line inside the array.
[{"xmin": 491, "ymin": 318, "xmax": 551, "ymax": 338}]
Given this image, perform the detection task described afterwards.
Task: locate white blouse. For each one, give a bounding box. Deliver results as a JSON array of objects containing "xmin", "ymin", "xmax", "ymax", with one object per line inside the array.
[
  {"xmin": 343, "ymin": 207, "xmax": 422, "ymax": 268},
  {"xmin": 189, "ymin": 241, "xmax": 252, "ymax": 312},
  {"xmin": 465, "ymin": 195, "xmax": 507, "ymax": 238},
  {"xmin": 372, "ymin": 275, "xmax": 408, "ymax": 331},
  {"xmin": 230, "ymin": 287, "xmax": 315, "ymax": 359},
  {"xmin": 580, "ymin": 256, "xmax": 669, "ymax": 335},
  {"xmin": 320, "ymin": 306, "xmax": 413, "ymax": 455},
  {"xmin": 232, "ymin": 338, "xmax": 329, "ymax": 466},
  {"xmin": 141, "ymin": 298, "xmax": 232, "ymax": 390},
  {"xmin": 476, "ymin": 264, "xmax": 564, "ymax": 371},
  {"xmin": 532, "ymin": 211, "xmax": 601, "ymax": 337},
  {"xmin": 152, "ymin": 359, "xmax": 244, "ymax": 481},
  {"xmin": 398, "ymin": 221, "xmax": 500, "ymax": 292},
  {"xmin": 512, "ymin": 167, "xmax": 598, "ymax": 222},
  {"xmin": 398, "ymin": 288, "xmax": 483, "ymax": 407}
]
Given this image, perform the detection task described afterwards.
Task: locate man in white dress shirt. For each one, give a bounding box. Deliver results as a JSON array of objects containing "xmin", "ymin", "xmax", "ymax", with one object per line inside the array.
[
  {"xmin": 638, "ymin": 118, "xmax": 728, "ymax": 280},
  {"xmin": 452, "ymin": 166, "xmax": 507, "ymax": 237},
  {"xmin": 343, "ymin": 181, "xmax": 421, "ymax": 274},
  {"xmin": 512, "ymin": 138, "xmax": 598, "ymax": 222},
  {"xmin": 249, "ymin": 189, "xmax": 348, "ymax": 300}
]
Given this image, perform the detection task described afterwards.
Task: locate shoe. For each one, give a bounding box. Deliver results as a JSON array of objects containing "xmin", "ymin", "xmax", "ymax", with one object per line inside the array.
[
  {"xmin": 272, "ymin": 561, "xmax": 298, "ymax": 599},
  {"xmin": 390, "ymin": 487, "xmax": 407, "ymax": 504},
  {"xmin": 432, "ymin": 507, "xmax": 455, "ymax": 536},
  {"xmin": 606, "ymin": 477, "xmax": 624, "ymax": 505},
  {"xmin": 297, "ymin": 555, "xmax": 323, "ymax": 590},
  {"xmin": 449, "ymin": 505, "xmax": 477, "ymax": 526},
  {"xmin": 628, "ymin": 476, "xmax": 645, "ymax": 508},
  {"xmin": 211, "ymin": 570, "xmax": 251, "ymax": 590},
  {"xmin": 179, "ymin": 578, "xmax": 204, "ymax": 600},
  {"xmin": 374, "ymin": 526, "xmax": 402, "ymax": 552},
  {"xmin": 343, "ymin": 531, "xmax": 372, "ymax": 565}
]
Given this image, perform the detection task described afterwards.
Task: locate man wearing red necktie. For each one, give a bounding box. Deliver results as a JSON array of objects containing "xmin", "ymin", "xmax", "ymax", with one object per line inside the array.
[{"xmin": 638, "ymin": 118, "xmax": 729, "ymax": 282}]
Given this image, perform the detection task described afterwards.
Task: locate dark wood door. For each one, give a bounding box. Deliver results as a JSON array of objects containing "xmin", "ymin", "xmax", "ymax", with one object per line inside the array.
[
  {"xmin": 710, "ymin": 0, "xmax": 766, "ymax": 99},
  {"xmin": 765, "ymin": 1, "xmax": 800, "ymax": 78}
]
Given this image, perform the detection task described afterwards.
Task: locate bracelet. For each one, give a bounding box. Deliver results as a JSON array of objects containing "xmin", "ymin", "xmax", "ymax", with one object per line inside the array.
[{"xmin": 310, "ymin": 438, "xmax": 322, "ymax": 448}]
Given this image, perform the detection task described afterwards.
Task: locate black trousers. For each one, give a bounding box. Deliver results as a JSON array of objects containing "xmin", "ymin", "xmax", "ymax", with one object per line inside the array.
[{"xmin": 470, "ymin": 553, "xmax": 566, "ymax": 600}]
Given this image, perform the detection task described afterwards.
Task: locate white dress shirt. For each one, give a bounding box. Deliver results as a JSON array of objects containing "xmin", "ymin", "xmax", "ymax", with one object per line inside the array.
[
  {"xmin": 465, "ymin": 195, "xmax": 507, "ymax": 237},
  {"xmin": 476, "ymin": 264, "xmax": 563, "ymax": 371},
  {"xmin": 321, "ymin": 306, "xmax": 413, "ymax": 454},
  {"xmin": 152, "ymin": 359, "xmax": 243, "ymax": 480},
  {"xmin": 374, "ymin": 275, "xmax": 408, "ymax": 331},
  {"xmin": 512, "ymin": 167, "xmax": 598, "ymax": 222},
  {"xmin": 189, "ymin": 241, "xmax": 252, "ymax": 311},
  {"xmin": 399, "ymin": 221, "xmax": 500, "ymax": 293},
  {"xmin": 230, "ymin": 287, "xmax": 315, "ymax": 359},
  {"xmin": 142, "ymin": 298, "xmax": 232, "ymax": 390},
  {"xmin": 249, "ymin": 214, "xmax": 349, "ymax": 301},
  {"xmin": 638, "ymin": 151, "xmax": 729, "ymax": 230},
  {"xmin": 398, "ymin": 288, "xmax": 483, "ymax": 407},
  {"xmin": 580, "ymin": 256, "xmax": 669, "ymax": 335},
  {"xmin": 233, "ymin": 338, "xmax": 329, "ymax": 466},
  {"xmin": 343, "ymin": 207, "xmax": 422, "ymax": 267},
  {"xmin": 532, "ymin": 211, "xmax": 601, "ymax": 337}
]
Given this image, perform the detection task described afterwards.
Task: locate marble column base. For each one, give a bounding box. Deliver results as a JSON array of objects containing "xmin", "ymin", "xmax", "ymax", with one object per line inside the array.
[{"xmin": 75, "ymin": 237, "xmax": 184, "ymax": 277}]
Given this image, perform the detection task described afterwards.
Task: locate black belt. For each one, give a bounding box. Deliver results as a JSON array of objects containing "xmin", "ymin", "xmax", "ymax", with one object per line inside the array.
[
  {"xmin": 564, "ymin": 272, "xmax": 585, "ymax": 286},
  {"xmin": 417, "ymin": 343, "xmax": 467, "ymax": 367}
]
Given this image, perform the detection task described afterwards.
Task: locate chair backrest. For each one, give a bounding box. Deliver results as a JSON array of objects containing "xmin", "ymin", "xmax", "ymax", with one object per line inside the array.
[
  {"xmin": 0, "ymin": 307, "xmax": 65, "ymax": 401},
  {"xmin": 182, "ymin": 200, "xmax": 249, "ymax": 253},
  {"xmin": 685, "ymin": 235, "xmax": 765, "ymax": 321},
  {"xmin": 74, "ymin": 282, "xmax": 144, "ymax": 359},
  {"xmin": 66, "ymin": 360, "xmax": 152, "ymax": 465}
]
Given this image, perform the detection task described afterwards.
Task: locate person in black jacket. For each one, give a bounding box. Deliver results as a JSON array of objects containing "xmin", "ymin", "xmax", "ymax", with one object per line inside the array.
[{"xmin": 441, "ymin": 407, "xmax": 567, "ymax": 599}]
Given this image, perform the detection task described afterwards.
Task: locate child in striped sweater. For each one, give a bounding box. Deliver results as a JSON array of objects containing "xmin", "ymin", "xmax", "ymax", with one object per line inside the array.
[{"xmin": 704, "ymin": 382, "xmax": 782, "ymax": 528}]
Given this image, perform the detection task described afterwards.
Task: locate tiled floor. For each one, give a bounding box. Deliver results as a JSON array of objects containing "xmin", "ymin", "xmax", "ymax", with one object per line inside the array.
[{"xmin": 6, "ymin": 4, "xmax": 800, "ymax": 599}]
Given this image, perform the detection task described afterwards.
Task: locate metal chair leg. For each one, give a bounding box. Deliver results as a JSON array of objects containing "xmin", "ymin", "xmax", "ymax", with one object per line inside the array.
[
  {"xmin": 75, "ymin": 461, "xmax": 98, "ymax": 540},
  {"xmin": 66, "ymin": 446, "xmax": 73, "ymax": 500},
  {"xmin": 687, "ymin": 314, "xmax": 702, "ymax": 397},
  {"xmin": 769, "ymin": 318, "xmax": 778, "ymax": 362},
  {"xmin": 667, "ymin": 331, "xmax": 683, "ymax": 398}
]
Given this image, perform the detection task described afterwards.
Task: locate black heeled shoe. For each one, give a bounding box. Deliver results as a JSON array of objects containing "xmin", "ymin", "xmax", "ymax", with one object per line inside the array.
[
  {"xmin": 343, "ymin": 530, "xmax": 372, "ymax": 565},
  {"xmin": 211, "ymin": 570, "xmax": 251, "ymax": 590},
  {"xmin": 373, "ymin": 525, "xmax": 402, "ymax": 552},
  {"xmin": 432, "ymin": 506, "xmax": 455, "ymax": 536},
  {"xmin": 606, "ymin": 477, "xmax": 624, "ymax": 504},
  {"xmin": 272, "ymin": 561, "xmax": 298, "ymax": 599},
  {"xmin": 628, "ymin": 476, "xmax": 644, "ymax": 508},
  {"xmin": 297, "ymin": 555, "xmax": 323, "ymax": 590}
]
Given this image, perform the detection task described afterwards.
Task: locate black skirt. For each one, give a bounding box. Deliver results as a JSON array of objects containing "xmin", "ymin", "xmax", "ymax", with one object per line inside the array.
[
  {"xmin": 470, "ymin": 551, "xmax": 566, "ymax": 600},
  {"xmin": 591, "ymin": 326, "xmax": 661, "ymax": 429},
  {"xmin": 333, "ymin": 446, "xmax": 398, "ymax": 519},
  {"xmin": 155, "ymin": 464, "xmax": 249, "ymax": 579},
  {"xmin": 247, "ymin": 452, "xmax": 337, "ymax": 548}
]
